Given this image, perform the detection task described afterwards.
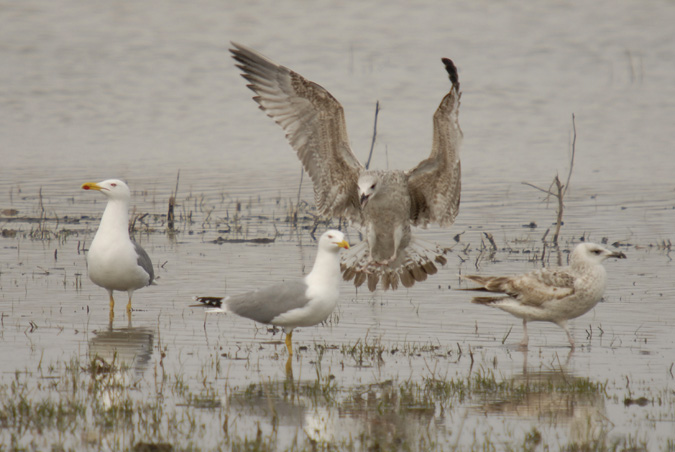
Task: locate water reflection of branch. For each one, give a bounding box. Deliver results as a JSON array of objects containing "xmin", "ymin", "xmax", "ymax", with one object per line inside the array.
[{"xmin": 473, "ymin": 232, "xmax": 498, "ymax": 270}]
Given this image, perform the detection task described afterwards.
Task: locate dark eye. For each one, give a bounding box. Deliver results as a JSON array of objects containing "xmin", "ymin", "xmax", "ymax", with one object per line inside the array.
[
  {"xmin": 110, "ymin": 183, "xmax": 117, "ymax": 187},
  {"xmin": 592, "ymin": 249, "xmax": 602, "ymax": 255},
  {"xmin": 370, "ymin": 184, "xmax": 376, "ymax": 189}
]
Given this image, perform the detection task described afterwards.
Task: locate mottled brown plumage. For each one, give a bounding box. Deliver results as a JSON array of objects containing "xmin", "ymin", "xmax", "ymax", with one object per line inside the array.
[
  {"xmin": 463, "ymin": 243, "xmax": 626, "ymax": 349},
  {"xmin": 231, "ymin": 43, "xmax": 462, "ymax": 290}
]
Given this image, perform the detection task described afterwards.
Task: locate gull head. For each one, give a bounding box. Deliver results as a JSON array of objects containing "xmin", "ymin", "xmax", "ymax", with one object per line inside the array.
[
  {"xmin": 357, "ymin": 173, "xmax": 380, "ymax": 209},
  {"xmin": 82, "ymin": 179, "xmax": 131, "ymax": 201},
  {"xmin": 572, "ymin": 242, "xmax": 627, "ymax": 265},
  {"xmin": 319, "ymin": 229, "xmax": 350, "ymax": 253}
]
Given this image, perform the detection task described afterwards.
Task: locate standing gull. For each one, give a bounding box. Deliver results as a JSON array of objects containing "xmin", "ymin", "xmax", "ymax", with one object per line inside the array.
[
  {"xmin": 230, "ymin": 43, "xmax": 462, "ymax": 291},
  {"xmin": 463, "ymin": 243, "xmax": 626, "ymax": 349},
  {"xmin": 82, "ymin": 179, "xmax": 155, "ymax": 317},
  {"xmin": 195, "ymin": 230, "xmax": 349, "ymax": 356}
]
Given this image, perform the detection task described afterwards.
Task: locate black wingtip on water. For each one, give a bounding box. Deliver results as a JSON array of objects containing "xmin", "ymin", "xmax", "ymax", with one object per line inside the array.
[{"xmin": 192, "ymin": 296, "xmax": 224, "ymax": 308}]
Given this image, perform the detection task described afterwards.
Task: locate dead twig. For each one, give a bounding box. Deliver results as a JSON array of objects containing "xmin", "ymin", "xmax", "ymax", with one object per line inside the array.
[
  {"xmin": 564, "ymin": 114, "xmax": 577, "ymax": 197},
  {"xmin": 522, "ymin": 114, "xmax": 577, "ymax": 245},
  {"xmin": 168, "ymin": 170, "xmax": 180, "ymax": 231},
  {"xmin": 483, "ymin": 232, "xmax": 497, "ymax": 251},
  {"xmin": 364, "ymin": 101, "xmax": 380, "ymax": 170}
]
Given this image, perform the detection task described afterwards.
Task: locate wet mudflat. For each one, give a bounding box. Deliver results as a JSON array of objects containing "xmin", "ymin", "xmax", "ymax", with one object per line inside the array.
[
  {"xmin": 1, "ymin": 184, "xmax": 673, "ymax": 451},
  {"xmin": 1, "ymin": 0, "xmax": 674, "ymax": 450}
]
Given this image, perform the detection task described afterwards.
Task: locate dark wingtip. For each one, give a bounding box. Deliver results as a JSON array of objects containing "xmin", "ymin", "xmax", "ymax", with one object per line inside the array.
[
  {"xmin": 229, "ymin": 41, "xmax": 246, "ymax": 55},
  {"xmin": 441, "ymin": 57, "xmax": 460, "ymax": 90},
  {"xmin": 230, "ymin": 46, "xmax": 242, "ymax": 60},
  {"xmin": 193, "ymin": 296, "xmax": 224, "ymax": 308}
]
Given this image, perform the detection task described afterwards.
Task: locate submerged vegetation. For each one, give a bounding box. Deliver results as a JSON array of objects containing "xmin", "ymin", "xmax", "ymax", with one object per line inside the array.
[
  {"xmin": 2, "ymin": 182, "xmax": 670, "ymax": 258},
  {"xmin": 0, "ymin": 337, "xmax": 665, "ymax": 451},
  {"xmin": 1, "ymin": 185, "xmax": 673, "ymax": 451}
]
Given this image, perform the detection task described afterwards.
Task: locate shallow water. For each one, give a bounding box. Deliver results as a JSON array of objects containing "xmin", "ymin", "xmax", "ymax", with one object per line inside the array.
[{"xmin": 1, "ymin": 0, "xmax": 674, "ymax": 450}]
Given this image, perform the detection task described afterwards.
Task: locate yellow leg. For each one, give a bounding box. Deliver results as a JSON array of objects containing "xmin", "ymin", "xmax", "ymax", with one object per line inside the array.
[
  {"xmin": 285, "ymin": 331, "xmax": 294, "ymax": 356},
  {"xmin": 109, "ymin": 293, "xmax": 115, "ymax": 322},
  {"xmin": 285, "ymin": 356, "xmax": 293, "ymax": 379},
  {"xmin": 126, "ymin": 295, "xmax": 132, "ymax": 315}
]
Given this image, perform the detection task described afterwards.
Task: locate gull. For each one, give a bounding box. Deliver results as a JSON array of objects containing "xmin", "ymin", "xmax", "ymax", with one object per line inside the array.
[
  {"xmin": 195, "ymin": 230, "xmax": 349, "ymax": 356},
  {"xmin": 230, "ymin": 42, "xmax": 462, "ymax": 291},
  {"xmin": 463, "ymin": 243, "xmax": 626, "ymax": 349},
  {"xmin": 82, "ymin": 179, "xmax": 155, "ymax": 317}
]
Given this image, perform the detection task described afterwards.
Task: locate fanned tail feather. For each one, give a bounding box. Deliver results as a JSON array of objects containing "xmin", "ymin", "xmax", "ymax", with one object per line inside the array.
[
  {"xmin": 462, "ymin": 277, "xmax": 510, "ymax": 306},
  {"xmin": 341, "ymin": 238, "xmax": 450, "ymax": 291},
  {"xmin": 461, "ymin": 275, "xmax": 511, "ymax": 293}
]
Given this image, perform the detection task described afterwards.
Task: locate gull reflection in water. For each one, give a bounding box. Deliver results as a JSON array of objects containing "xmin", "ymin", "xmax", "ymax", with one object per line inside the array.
[
  {"xmin": 473, "ymin": 358, "xmax": 610, "ymax": 445},
  {"xmin": 227, "ymin": 379, "xmax": 435, "ymax": 448},
  {"xmin": 87, "ymin": 318, "xmax": 154, "ymax": 408}
]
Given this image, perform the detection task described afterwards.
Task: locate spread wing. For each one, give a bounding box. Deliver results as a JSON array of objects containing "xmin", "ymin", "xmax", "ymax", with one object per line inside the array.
[
  {"xmin": 230, "ymin": 42, "xmax": 363, "ymax": 221},
  {"xmin": 464, "ymin": 268, "xmax": 576, "ymax": 307},
  {"xmin": 407, "ymin": 58, "xmax": 462, "ymax": 227}
]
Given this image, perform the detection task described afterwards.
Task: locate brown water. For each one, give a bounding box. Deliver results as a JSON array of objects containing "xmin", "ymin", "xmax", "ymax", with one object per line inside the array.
[{"xmin": 1, "ymin": 0, "xmax": 674, "ymax": 449}]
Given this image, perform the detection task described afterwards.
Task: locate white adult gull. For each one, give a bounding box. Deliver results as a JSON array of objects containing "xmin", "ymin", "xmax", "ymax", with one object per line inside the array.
[
  {"xmin": 82, "ymin": 179, "xmax": 155, "ymax": 316},
  {"xmin": 195, "ymin": 230, "xmax": 350, "ymax": 356},
  {"xmin": 462, "ymin": 243, "xmax": 626, "ymax": 349},
  {"xmin": 230, "ymin": 43, "xmax": 462, "ymax": 291}
]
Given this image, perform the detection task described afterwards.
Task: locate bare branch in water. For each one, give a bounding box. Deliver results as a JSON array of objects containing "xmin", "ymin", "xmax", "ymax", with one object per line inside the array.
[
  {"xmin": 522, "ymin": 114, "xmax": 577, "ymax": 246},
  {"xmin": 563, "ymin": 114, "xmax": 577, "ymax": 198},
  {"xmin": 168, "ymin": 170, "xmax": 180, "ymax": 232}
]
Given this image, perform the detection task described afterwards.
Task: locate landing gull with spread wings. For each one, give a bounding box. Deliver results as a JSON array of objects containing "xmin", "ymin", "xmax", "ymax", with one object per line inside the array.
[
  {"xmin": 462, "ymin": 243, "xmax": 626, "ymax": 349},
  {"xmin": 230, "ymin": 43, "xmax": 462, "ymax": 291}
]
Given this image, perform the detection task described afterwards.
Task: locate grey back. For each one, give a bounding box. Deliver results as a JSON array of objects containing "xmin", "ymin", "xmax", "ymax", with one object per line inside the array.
[{"xmin": 226, "ymin": 280, "xmax": 310, "ymax": 324}]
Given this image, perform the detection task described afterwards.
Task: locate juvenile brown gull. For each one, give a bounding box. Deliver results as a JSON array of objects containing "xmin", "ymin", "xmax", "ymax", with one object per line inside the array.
[
  {"xmin": 195, "ymin": 230, "xmax": 349, "ymax": 356},
  {"xmin": 230, "ymin": 42, "xmax": 462, "ymax": 291},
  {"xmin": 82, "ymin": 179, "xmax": 155, "ymax": 316},
  {"xmin": 463, "ymin": 243, "xmax": 626, "ymax": 349}
]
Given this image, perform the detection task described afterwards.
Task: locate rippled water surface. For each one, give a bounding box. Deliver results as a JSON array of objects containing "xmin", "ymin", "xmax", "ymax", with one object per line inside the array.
[{"xmin": 1, "ymin": 0, "xmax": 674, "ymax": 450}]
